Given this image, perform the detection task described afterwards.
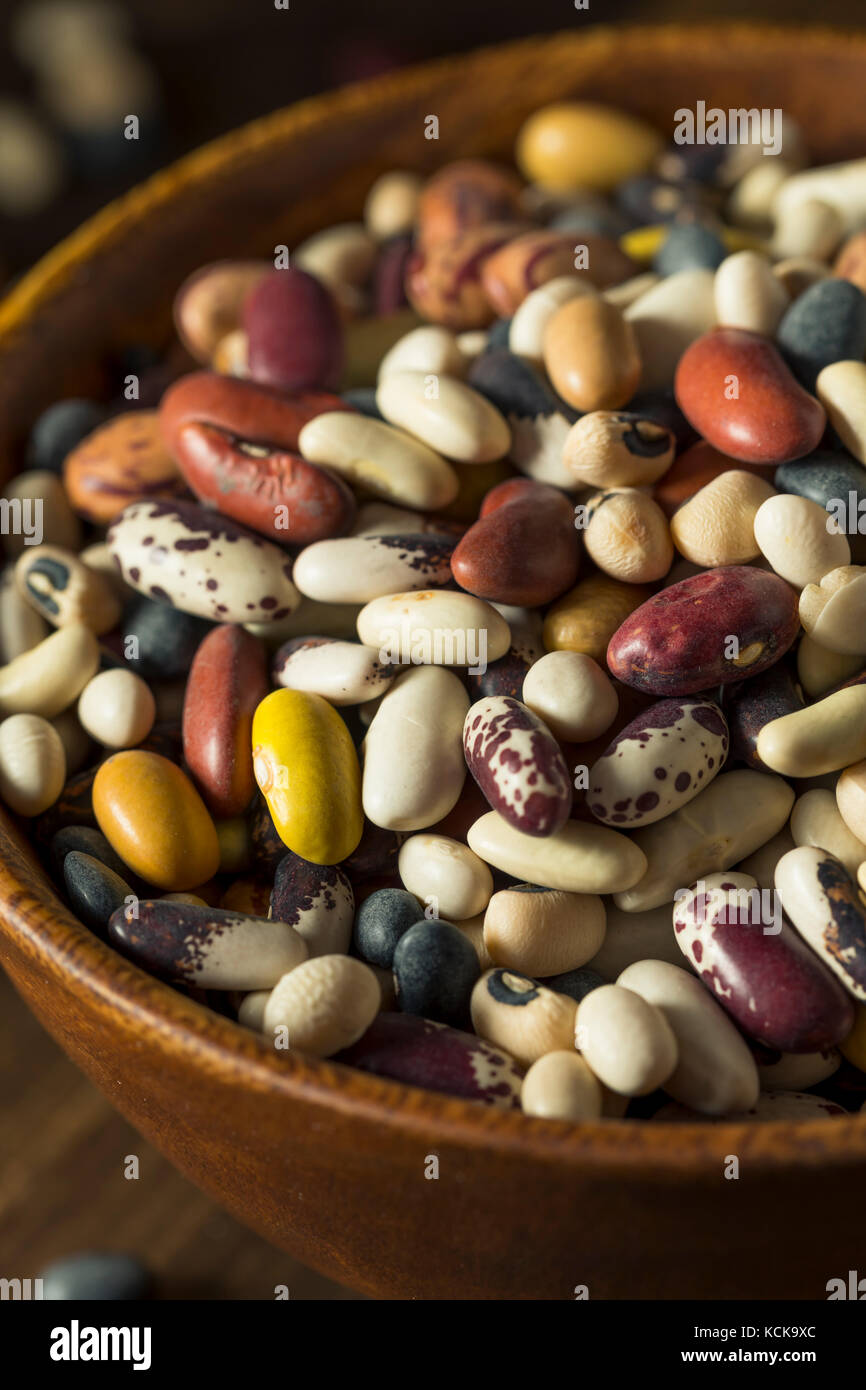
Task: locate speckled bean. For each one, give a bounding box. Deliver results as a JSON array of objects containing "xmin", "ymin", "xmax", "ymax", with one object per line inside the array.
[{"xmin": 775, "ymin": 846, "xmax": 866, "ymax": 1001}]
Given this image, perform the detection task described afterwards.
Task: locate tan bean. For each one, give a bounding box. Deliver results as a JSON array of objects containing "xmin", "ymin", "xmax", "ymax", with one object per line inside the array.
[
  {"xmin": 173, "ymin": 260, "xmax": 267, "ymax": 363},
  {"xmin": 836, "ymin": 761, "xmax": 866, "ymax": 842},
  {"xmin": 508, "ymin": 275, "xmax": 595, "ymax": 363},
  {"xmin": 398, "ymin": 834, "xmax": 493, "ymax": 921},
  {"xmin": 797, "ymin": 632, "xmax": 864, "ymax": 698},
  {"xmin": 521, "ymin": 1051, "xmax": 603, "ymax": 1121},
  {"xmin": 575, "ymin": 983, "xmax": 678, "ymax": 1097},
  {"xmin": 1, "ymin": 470, "xmax": 81, "ymax": 557},
  {"xmin": 562, "ymin": 410, "xmax": 674, "ymax": 490},
  {"xmin": 0, "ymin": 712, "xmax": 66, "ymax": 816},
  {"xmin": 671, "ymin": 470, "xmax": 776, "ymax": 568},
  {"xmin": 791, "ymin": 788, "xmax": 866, "ymax": 879},
  {"xmin": 544, "ymin": 297, "xmax": 641, "ymax": 412},
  {"xmin": 542, "ymin": 573, "xmax": 652, "ymax": 662},
  {"xmin": 470, "ymin": 967, "xmax": 577, "ymax": 1068},
  {"xmin": 483, "ymin": 885, "xmax": 606, "ymax": 978},
  {"xmin": 521, "ymin": 650, "xmax": 618, "ymax": 742}
]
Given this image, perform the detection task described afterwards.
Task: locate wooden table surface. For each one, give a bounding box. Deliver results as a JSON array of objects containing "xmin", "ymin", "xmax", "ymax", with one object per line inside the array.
[{"xmin": 0, "ymin": 971, "xmax": 363, "ymax": 1301}]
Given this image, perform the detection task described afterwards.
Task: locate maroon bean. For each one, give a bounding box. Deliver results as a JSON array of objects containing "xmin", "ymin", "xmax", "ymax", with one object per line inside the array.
[{"xmin": 244, "ymin": 268, "xmax": 345, "ymax": 392}]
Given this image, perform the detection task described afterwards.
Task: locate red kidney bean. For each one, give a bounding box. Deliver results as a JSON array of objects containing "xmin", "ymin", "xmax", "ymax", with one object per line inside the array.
[
  {"xmin": 182, "ymin": 625, "xmax": 269, "ymax": 818},
  {"xmin": 451, "ymin": 477, "xmax": 579, "ymax": 606},
  {"xmin": 244, "ymin": 268, "xmax": 345, "ymax": 391},
  {"xmin": 674, "ymin": 328, "xmax": 826, "ymax": 464},
  {"xmin": 674, "ymin": 872, "xmax": 856, "ymax": 1052},
  {"xmin": 463, "ymin": 694, "xmax": 573, "ymax": 837},
  {"xmin": 160, "ymin": 373, "xmax": 356, "ymax": 544},
  {"xmin": 607, "ymin": 566, "xmax": 800, "ymax": 695}
]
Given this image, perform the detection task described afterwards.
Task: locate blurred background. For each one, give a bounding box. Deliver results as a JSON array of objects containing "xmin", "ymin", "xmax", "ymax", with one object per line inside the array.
[{"xmin": 1, "ymin": 0, "xmax": 866, "ymax": 1302}]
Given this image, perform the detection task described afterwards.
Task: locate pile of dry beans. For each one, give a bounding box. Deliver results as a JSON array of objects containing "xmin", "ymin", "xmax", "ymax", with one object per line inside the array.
[{"xmin": 5, "ymin": 99, "xmax": 866, "ymax": 1124}]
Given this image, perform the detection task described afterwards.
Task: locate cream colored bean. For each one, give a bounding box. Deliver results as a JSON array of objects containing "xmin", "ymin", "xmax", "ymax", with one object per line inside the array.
[
  {"xmin": 293, "ymin": 535, "xmax": 451, "ymax": 605},
  {"xmin": 753, "ymin": 494, "xmax": 850, "ymax": 588},
  {"xmin": 713, "ymin": 251, "xmax": 788, "ymax": 335},
  {"xmin": 263, "ymin": 955, "xmax": 380, "ymax": 1058},
  {"xmin": 378, "ymin": 325, "xmax": 468, "ymax": 383},
  {"xmin": 772, "ymin": 256, "xmax": 829, "ymax": 300},
  {"xmin": 0, "ymin": 623, "xmax": 99, "ymax": 718},
  {"xmin": 0, "ymin": 565, "xmax": 48, "ymax": 663},
  {"xmin": 837, "ymin": 761, "xmax": 866, "ymax": 842},
  {"xmin": 757, "ymin": 686, "xmax": 866, "ymax": 777},
  {"xmin": 671, "ymin": 470, "xmax": 775, "ymax": 568},
  {"xmin": 298, "ymin": 411, "xmax": 458, "ymax": 511},
  {"xmin": 77, "ymin": 668, "xmax": 156, "ymax": 749},
  {"xmin": 521, "ymin": 650, "xmax": 618, "ymax": 742},
  {"xmin": 15, "ymin": 544, "xmax": 120, "ymax": 634},
  {"xmin": 624, "ymin": 268, "xmax": 716, "ymax": 391},
  {"xmin": 0, "ymin": 712, "xmax": 65, "ymax": 815},
  {"xmin": 618, "ymin": 960, "xmax": 759, "ymax": 1115},
  {"xmin": 467, "ymin": 811, "xmax": 647, "ymax": 895},
  {"xmin": 773, "ymin": 159, "xmax": 866, "ymax": 234},
  {"xmin": 727, "ymin": 160, "xmax": 793, "ymax": 229},
  {"xmin": 816, "ymin": 361, "xmax": 866, "ymax": 464},
  {"xmin": 357, "ymin": 589, "xmax": 511, "ymax": 665},
  {"xmin": 791, "ymin": 788, "xmax": 866, "ymax": 878},
  {"xmin": 562, "ymin": 410, "xmax": 675, "ymax": 490},
  {"xmin": 586, "ymin": 900, "xmax": 687, "ymax": 976},
  {"xmin": 362, "ymin": 666, "xmax": 468, "ymax": 831},
  {"xmin": 50, "ymin": 707, "xmax": 93, "ymax": 775},
  {"xmin": 363, "ymin": 169, "xmax": 422, "ymax": 240},
  {"xmin": 736, "ymin": 826, "xmax": 796, "ymax": 891},
  {"xmin": 602, "ymin": 272, "xmax": 660, "ymax": 310},
  {"xmin": 508, "ymin": 275, "xmax": 595, "ymax": 364},
  {"xmin": 237, "ymin": 990, "xmax": 270, "ymax": 1031},
  {"xmin": 212, "ymin": 328, "xmax": 248, "ymax": 376},
  {"xmin": 273, "ymin": 637, "xmax": 394, "ymax": 706},
  {"xmin": 294, "ymin": 222, "xmax": 376, "ymax": 288},
  {"xmin": 799, "ymin": 567, "xmax": 866, "ymax": 655},
  {"xmin": 398, "ymin": 834, "xmax": 493, "ymax": 921},
  {"xmin": 351, "ymin": 501, "xmax": 458, "ymax": 538},
  {"xmin": 376, "ymin": 370, "xmax": 511, "ymax": 463},
  {"xmin": 756, "ymin": 1049, "xmax": 840, "ymax": 1091},
  {"xmin": 614, "ymin": 769, "xmax": 794, "ymax": 912},
  {"xmin": 521, "ymin": 1050, "xmax": 603, "ymax": 1121},
  {"xmin": 483, "ymin": 885, "xmax": 606, "ymax": 978},
  {"xmin": 797, "ymin": 632, "xmax": 863, "ymax": 698},
  {"xmin": 2, "ymin": 470, "xmax": 81, "ymax": 558},
  {"xmin": 454, "ymin": 330, "xmax": 488, "ymax": 360},
  {"xmin": 575, "ymin": 983, "xmax": 678, "ymax": 1097},
  {"xmin": 771, "ymin": 196, "xmax": 844, "ymax": 260},
  {"xmin": 582, "ymin": 488, "xmax": 673, "ymax": 584},
  {"xmin": 470, "ymin": 967, "xmax": 577, "ymax": 1068}
]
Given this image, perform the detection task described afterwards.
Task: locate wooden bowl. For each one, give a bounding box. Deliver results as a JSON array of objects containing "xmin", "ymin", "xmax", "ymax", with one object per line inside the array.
[{"xmin": 3, "ymin": 23, "xmax": 866, "ymax": 1301}]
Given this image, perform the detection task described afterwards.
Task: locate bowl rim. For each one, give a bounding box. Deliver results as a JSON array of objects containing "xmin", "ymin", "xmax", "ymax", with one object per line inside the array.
[{"xmin": 2, "ymin": 19, "xmax": 866, "ymax": 1170}]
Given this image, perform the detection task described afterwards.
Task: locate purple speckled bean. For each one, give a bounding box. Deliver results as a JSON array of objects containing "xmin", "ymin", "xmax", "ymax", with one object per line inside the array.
[
  {"xmin": 463, "ymin": 694, "xmax": 572, "ymax": 837},
  {"xmin": 588, "ymin": 696, "xmax": 728, "ymax": 827},
  {"xmin": 673, "ymin": 871, "xmax": 855, "ymax": 1052}
]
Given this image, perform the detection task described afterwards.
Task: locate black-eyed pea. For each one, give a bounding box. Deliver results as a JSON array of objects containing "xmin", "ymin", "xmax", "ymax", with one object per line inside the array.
[
  {"xmin": 483, "ymin": 885, "xmax": 606, "ymax": 978},
  {"xmin": 520, "ymin": 1050, "xmax": 603, "ymax": 1121},
  {"xmin": 0, "ymin": 712, "xmax": 66, "ymax": 816},
  {"xmin": 797, "ymin": 632, "xmax": 863, "ymax": 698},
  {"xmin": 262, "ymin": 955, "xmax": 381, "ymax": 1057},
  {"xmin": 469, "ymin": 967, "xmax": 577, "ymax": 1068},
  {"xmin": 0, "ymin": 565, "xmax": 48, "ymax": 662},
  {"xmin": 363, "ymin": 170, "xmax": 422, "ymax": 241},
  {"xmin": 617, "ymin": 960, "xmax": 759, "ymax": 1115},
  {"xmin": 562, "ymin": 410, "xmax": 675, "ymax": 490},
  {"xmin": 791, "ymin": 788, "xmax": 866, "ymax": 877},
  {"xmin": 15, "ymin": 545, "xmax": 121, "ymax": 635},
  {"xmin": 77, "ymin": 669, "xmax": 156, "ymax": 749},
  {"xmin": 575, "ymin": 983, "xmax": 678, "ymax": 1097},
  {"xmin": 521, "ymin": 650, "xmax": 618, "ymax": 742},
  {"xmin": 753, "ymin": 494, "xmax": 850, "ymax": 588},
  {"xmin": 670, "ymin": 470, "xmax": 776, "ymax": 568},
  {"xmin": 583, "ymin": 488, "xmax": 673, "ymax": 584},
  {"xmin": 0, "ymin": 623, "xmax": 100, "ymax": 718},
  {"xmin": 799, "ymin": 566, "xmax": 866, "ymax": 655},
  {"xmin": 398, "ymin": 833, "xmax": 493, "ymax": 921},
  {"xmin": 757, "ymin": 687, "xmax": 866, "ymax": 777}
]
